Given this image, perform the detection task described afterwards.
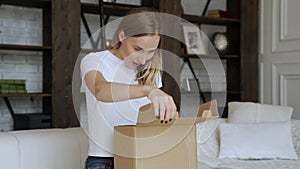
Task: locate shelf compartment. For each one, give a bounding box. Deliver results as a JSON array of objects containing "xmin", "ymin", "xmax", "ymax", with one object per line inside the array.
[
  {"xmin": 226, "ymin": 91, "xmax": 241, "ymax": 95},
  {"xmin": 0, "ymin": 0, "xmax": 51, "ymax": 8},
  {"xmin": 14, "ymin": 113, "xmax": 51, "ymax": 130},
  {"xmin": 182, "ymin": 14, "xmax": 240, "ymax": 25},
  {"xmin": 81, "ymin": 2, "xmax": 140, "ymax": 16},
  {"xmin": 181, "ymin": 91, "xmax": 239, "ymax": 95},
  {"xmin": 181, "ymin": 54, "xmax": 240, "ymax": 59},
  {"xmin": 0, "ymin": 44, "xmax": 52, "ymax": 51},
  {"xmin": 0, "ymin": 93, "xmax": 51, "ymax": 97},
  {"xmin": 80, "ymin": 48, "xmax": 102, "ymax": 53}
]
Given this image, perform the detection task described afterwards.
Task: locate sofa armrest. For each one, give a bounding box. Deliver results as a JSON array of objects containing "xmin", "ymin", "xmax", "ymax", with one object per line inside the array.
[
  {"xmin": 1, "ymin": 127, "xmax": 88, "ymax": 169},
  {"xmin": 292, "ymin": 120, "xmax": 300, "ymax": 157},
  {"xmin": 0, "ymin": 132, "xmax": 20, "ymax": 169}
]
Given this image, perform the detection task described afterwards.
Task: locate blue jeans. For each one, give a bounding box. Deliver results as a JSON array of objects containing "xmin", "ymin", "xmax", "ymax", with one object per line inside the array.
[{"xmin": 85, "ymin": 156, "xmax": 114, "ymax": 169}]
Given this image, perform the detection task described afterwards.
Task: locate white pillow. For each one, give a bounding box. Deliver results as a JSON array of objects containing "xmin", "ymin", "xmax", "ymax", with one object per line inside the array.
[
  {"xmin": 218, "ymin": 121, "xmax": 298, "ymax": 160},
  {"xmin": 228, "ymin": 102, "xmax": 293, "ymax": 123}
]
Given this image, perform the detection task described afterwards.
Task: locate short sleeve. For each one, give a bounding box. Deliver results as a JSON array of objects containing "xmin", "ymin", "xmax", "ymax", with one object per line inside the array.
[
  {"xmin": 80, "ymin": 52, "xmax": 105, "ymax": 81},
  {"xmin": 80, "ymin": 52, "xmax": 106, "ymax": 92}
]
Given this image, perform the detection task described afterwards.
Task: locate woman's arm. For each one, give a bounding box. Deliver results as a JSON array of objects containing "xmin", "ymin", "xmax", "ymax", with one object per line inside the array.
[
  {"xmin": 84, "ymin": 70, "xmax": 152, "ymax": 102},
  {"xmin": 84, "ymin": 70, "xmax": 176, "ymax": 123}
]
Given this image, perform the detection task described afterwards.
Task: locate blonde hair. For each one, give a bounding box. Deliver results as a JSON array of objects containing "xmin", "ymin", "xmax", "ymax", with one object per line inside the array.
[{"xmin": 112, "ymin": 8, "xmax": 162, "ymax": 87}]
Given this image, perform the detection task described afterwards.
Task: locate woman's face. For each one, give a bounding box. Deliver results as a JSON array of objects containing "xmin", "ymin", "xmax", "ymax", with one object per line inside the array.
[{"xmin": 116, "ymin": 34, "xmax": 160, "ymax": 68}]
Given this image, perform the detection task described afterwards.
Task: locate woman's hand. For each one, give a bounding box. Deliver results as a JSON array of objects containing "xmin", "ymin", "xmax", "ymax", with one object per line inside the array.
[{"xmin": 147, "ymin": 88, "xmax": 177, "ymax": 123}]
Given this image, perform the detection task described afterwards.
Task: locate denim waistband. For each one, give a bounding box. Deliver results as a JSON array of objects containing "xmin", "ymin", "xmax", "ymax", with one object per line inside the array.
[{"xmin": 87, "ymin": 156, "xmax": 114, "ymax": 160}]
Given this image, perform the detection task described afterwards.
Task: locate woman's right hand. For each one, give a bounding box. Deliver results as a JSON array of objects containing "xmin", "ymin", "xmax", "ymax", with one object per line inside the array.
[{"xmin": 147, "ymin": 88, "xmax": 177, "ymax": 123}]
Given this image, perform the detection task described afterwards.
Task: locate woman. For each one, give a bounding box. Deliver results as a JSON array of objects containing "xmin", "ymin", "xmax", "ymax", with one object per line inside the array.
[{"xmin": 81, "ymin": 8, "xmax": 177, "ymax": 169}]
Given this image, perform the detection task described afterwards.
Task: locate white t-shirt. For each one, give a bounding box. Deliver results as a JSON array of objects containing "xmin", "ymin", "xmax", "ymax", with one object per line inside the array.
[{"xmin": 80, "ymin": 50, "xmax": 162, "ymax": 157}]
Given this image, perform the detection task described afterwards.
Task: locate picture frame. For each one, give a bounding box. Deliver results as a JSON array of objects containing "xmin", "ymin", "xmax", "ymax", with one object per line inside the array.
[{"xmin": 182, "ymin": 23, "xmax": 206, "ymax": 55}]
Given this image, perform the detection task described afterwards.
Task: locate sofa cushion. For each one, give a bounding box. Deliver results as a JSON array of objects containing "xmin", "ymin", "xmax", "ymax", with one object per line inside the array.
[
  {"xmin": 17, "ymin": 128, "xmax": 88, "ymax": 169},
  {"xmin": 228, "ymin": 102, "xmax": 293, "ymax": 123},
  {"xmin": 218, "ymin": 121, "xmax": 298, "ymax": 160},
  {"xmin": 197, "ymin": 119, "xmax": 300, "ymax": 169}
]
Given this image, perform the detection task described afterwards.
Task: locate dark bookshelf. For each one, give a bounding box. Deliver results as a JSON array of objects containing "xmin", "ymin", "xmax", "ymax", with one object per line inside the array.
[
  {"xmin": 0, "ymin": 0, "xmax": 54, "ymax": 130},
  {"xmin": 0, "ymin": 0, "xmax": 257, "ymax": 126},
  {"xmin": 180, "ymin": 0, "xmax": 258, "ymax": 116}
]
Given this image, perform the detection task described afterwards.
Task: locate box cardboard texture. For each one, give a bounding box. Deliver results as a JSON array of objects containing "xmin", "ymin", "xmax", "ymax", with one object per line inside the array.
[
  {"xmin": 114, "ymin": 103, "xmax": 218, "ymax": 169},
  {"xmin": 197, "ymin": 99, "xmax": 219, "ymax": 118}
]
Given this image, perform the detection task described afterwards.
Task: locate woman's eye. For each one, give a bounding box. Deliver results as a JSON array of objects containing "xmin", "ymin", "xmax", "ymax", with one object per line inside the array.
[{"xmin": 134, "ymin": 48, "xmax": 142, "ymax": 51}]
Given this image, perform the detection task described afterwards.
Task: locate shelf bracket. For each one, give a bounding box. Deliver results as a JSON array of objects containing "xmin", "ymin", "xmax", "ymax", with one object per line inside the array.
[
  {"xmin": 98, "ymin": 0, "xmax": 106, "ymax": 50},
  {"xmin": 202, "ymin": 0, "xmax": 211, "ymax": 16},
  {"xmin": 2, "ymin": 96, "xmax": 15, "ymax": 118},
  {"xmin": 81, "ymin": 12, "xmax": 99, "ymax": 49},
  {"xmin": 81, "ymin": 0, "xmax": 111, "ymax": 50},
  {"xmin": 183, "ymin": 58, "xmax": 207, "ymax": 103}
]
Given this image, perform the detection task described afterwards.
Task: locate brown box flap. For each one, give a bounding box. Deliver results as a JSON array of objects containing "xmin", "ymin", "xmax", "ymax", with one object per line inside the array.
[
  {"xmin": 197, "ymin": 99, "xmax": 219, "ymax": 118},
  {"xmin": 136, "ymin": 103, "xmax": 218, "ymax": 126}
]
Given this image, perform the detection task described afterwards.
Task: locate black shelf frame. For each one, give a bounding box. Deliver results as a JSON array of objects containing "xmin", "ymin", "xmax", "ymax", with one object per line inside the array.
[
  {"xmin": 81, "ymin": 2, "xmax": 140, "ymax": 16},
  {"xmin": 0, "ymin": 0, "xmax": 50, "ymax": 8},
  {"xmin": 181, "ymin": 54, "xmax": 240, "ymax": 60},
  {"xmin": 182, "ymin": 14, "xmax": 240, "ymax": 26},
  {"xmin": 0, "ymin": 93, "xmax": 51, "ymax": 97},
  {"xmin": 0, "ymin": 44, "xmax": 52, "ymax": 51},
  {"xmin": 1, "ymin": 93, "xmax": 51, "ymax": 123}
]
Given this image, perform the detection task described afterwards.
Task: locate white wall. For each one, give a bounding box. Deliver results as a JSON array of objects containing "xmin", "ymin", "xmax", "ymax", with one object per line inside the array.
[{"xmin": 260, "ymin": 0, "xmax": 300, "ymax": 119}]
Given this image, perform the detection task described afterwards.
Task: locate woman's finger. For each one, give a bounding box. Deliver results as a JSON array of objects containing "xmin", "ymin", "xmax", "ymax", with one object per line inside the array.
[
  {"xmin": 169, "ymin": 96, "xmax": 177, "ymax": 119},
  {"xmin": 164, "ymin": 96, "xmax": 175, "ymax": 122},
  {"xmin": 159, "ymin": 101, "xmax": 166, "ymax": 123},
  {"xmin": 151, "ymin": 99, "xmax": 158, "ymax": 117}
]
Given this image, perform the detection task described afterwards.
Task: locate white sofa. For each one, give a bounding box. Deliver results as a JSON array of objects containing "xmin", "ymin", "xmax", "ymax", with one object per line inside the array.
[
  {"xmin": 1, "ymin": 119, "xmax": 300, "ymax": 169},
  {"xmin": 0, "ymin": 127, "xmax": 88, "ymax": 169},
  {"xmin": 196, "ymin": 119, "xmax": 300, "ymax": 169}
]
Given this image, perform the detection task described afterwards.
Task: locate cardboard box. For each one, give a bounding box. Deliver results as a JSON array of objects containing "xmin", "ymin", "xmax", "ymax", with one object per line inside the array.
[
  {"xmin": 197, "ymin": 99, "xmax": 219, "ymax": 118},
  {"xmin": 114, "ymin": 104, "xmax": 209, "ymax": 169}
]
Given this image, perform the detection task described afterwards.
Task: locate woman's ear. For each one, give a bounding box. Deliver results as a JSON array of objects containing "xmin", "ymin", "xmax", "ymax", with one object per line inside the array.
[{"xmin": 118, "ymin": 30, "xmax": 126, "ymax": 42}]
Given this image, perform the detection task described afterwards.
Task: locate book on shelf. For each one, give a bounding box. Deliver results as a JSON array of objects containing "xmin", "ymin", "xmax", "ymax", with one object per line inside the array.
[
  {"xmin": 0, "ymin": 79, "xmax": 26, "ymax": 85},
  {"xmin": 207, "ymin": 10, "xmax": 228, "ymax": 18},
  {"xmin": 0, "ymin": 79, "xmax": 27, "ymax": 94}
]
